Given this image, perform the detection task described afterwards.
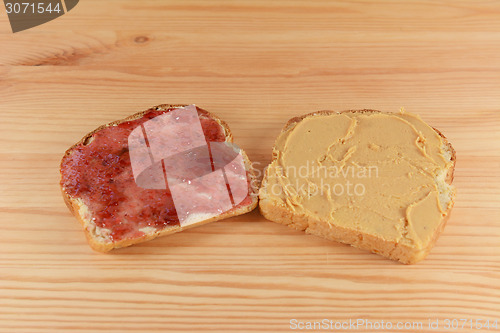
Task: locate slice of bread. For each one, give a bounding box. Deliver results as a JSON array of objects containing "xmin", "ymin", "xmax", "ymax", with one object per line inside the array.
[
  {"xmin": 259, "ymin": 109, "xmax": 456, "ymax": 264},
  {"xmin": 60, "ymin": 104, "xmax": 258, "ymax": 252}
]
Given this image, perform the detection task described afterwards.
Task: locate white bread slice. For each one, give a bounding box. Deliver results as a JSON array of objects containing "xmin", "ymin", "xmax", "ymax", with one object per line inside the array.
[
  {"xmin": 259, "ymin": 110, "xmax": 456, "ymax": 264},
  {"xmin": 60, "ymin": 104, "xmax": 258, "ymax": 252}
]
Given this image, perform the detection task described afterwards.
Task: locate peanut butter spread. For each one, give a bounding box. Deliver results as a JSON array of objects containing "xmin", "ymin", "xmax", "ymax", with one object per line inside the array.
[{"xmin": 263, "ymin": 111, "xmax": 455, "ymax": 249}]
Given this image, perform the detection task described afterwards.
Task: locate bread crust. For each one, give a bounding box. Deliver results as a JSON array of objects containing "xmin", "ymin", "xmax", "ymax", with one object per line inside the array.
[
  {"xmin": 61, "ymin": 104, "xmax": 258, "ymax": 252},
  {"xmin": 259, "ymin": 109, "xmax": 456, "ymax": 264}
]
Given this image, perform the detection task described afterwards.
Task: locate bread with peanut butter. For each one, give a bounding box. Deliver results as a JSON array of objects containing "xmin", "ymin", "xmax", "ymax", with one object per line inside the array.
[
  {"xmin": 259, "ymin": 109, "xmax": 456, "ymax": 264},
  {"xmin": 60, "ymin": 104, "xmax": 258, "ymax": 252}
]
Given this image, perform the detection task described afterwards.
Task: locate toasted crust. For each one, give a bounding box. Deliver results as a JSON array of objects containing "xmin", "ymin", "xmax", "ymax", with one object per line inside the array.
[
  {"xmin": 61, "ymin": 104, "xmax": 258, "ymax": 252},
  {"xmin": 259, "ymin": 109, "xmax": 456, "ymax": 264}
]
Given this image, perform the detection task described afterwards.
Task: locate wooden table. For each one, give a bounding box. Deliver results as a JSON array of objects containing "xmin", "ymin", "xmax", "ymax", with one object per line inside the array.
[{"xmin": 1, "ymin": 1, "xmax": 499, "ymax": 332}]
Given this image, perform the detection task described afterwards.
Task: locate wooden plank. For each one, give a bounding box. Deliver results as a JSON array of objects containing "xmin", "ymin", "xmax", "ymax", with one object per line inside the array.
[{"xmin": 0, "ymin": 1, "xmax": 499, "ymax": 332}]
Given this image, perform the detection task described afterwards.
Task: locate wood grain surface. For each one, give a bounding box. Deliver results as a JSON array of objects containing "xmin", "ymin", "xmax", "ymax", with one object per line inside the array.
[{"xmin": 1, "ymin": 1, "xmax": 499, "ymax": 332}]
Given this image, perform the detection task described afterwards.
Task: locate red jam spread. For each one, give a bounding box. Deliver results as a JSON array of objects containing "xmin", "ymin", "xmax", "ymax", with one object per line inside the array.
[{"xmin": 60, "ymin": 106, "xmax": 252, "ymax": 242}]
